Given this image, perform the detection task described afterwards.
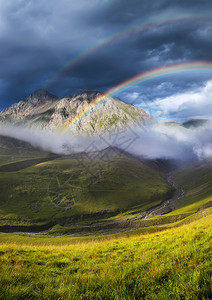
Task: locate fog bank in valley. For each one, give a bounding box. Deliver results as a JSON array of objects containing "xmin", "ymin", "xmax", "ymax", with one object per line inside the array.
[{"xmin": 0, "ymin": 121, "xmax": 211, "ymax": 161}]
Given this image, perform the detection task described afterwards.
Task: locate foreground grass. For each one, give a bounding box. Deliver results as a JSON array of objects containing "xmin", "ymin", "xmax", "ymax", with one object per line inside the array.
[{"xmin": 0, "ymin": 214, "xmax": 211, "ymax": 299}]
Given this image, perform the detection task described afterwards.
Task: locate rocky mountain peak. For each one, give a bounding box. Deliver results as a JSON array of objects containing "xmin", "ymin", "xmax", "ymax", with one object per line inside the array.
[
  {"xmin": 25, "ymin": 89, "xmax": 59, "ymax": 104},
  {"xmin": 69, "ymin": 90, "xmax": 104, "ymax": 103},
  {"xmin": 0, "ymin": 89, "xmax": 60, "ymax": 122},
  {"xmin": 0, "ymin": 88, "xmax": 154, "ymax": 134}
]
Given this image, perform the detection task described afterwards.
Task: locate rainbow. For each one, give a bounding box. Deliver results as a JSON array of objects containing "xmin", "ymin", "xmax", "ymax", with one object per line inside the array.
[
  {"xmin": 45, "ymin": 13, "xmax": 212, "ymax": 89},
  {"xmin": 61, "ymin": 61, "xmax": 212, "ymax": 132}
]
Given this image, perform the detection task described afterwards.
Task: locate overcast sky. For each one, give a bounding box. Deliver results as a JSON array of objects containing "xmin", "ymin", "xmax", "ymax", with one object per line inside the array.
[{"xmin": 0, "ymin": 0, "xmax": 212, "ymax": 120}]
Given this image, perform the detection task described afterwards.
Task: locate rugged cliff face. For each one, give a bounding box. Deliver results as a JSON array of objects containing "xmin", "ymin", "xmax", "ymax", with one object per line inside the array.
[{"xmin": 0, "ymin": 89, "xmax": 153, "ymax": 134}]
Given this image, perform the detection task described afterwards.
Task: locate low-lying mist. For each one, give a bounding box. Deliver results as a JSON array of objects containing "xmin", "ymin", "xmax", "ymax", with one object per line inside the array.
[{"xmin": 0, "ymin": 121, "xmax": 211, "ymax": 161}]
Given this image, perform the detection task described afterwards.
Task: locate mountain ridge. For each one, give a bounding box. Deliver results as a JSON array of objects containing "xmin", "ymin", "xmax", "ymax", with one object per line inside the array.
[
  {"xmin": 0, "ymin": 89, "xmax": 60, "ymax": 124},
  {"xmin": 0, "ymin": 89, "xmax": 153, "ymax": 134}
]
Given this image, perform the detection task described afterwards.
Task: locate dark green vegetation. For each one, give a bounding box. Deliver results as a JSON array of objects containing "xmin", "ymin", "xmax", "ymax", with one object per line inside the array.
[
  {"xmin": 143, "ymin": 159, "xmax": 212, "ymax": 227},
  {"xmin": 0, "ymin": 142, "xmax": 173, "ymax": 232},
  {"xmin": 172, "ymin": 160, "xmax": 212, "ymax": 215},
  {"xmin": 0, "ymin": 134, "xmax": 211, "ymax": 236},
  {"xmin": 182, "ymin": 119, "xmax": 210, "ymax": 128}
]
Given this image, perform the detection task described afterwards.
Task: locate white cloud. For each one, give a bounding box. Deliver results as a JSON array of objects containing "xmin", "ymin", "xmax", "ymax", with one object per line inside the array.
[
  {"xmin": 0, "ymin": 121, "xmax": 212, "ymax": 161},
  {"xmin": 154, "ymin": 80, "xmax": 212, "ymax": 120}
]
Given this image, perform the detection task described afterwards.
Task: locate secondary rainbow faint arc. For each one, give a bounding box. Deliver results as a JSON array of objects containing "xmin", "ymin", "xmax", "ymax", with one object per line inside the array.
[
  {"xmin": 45, "ymin": 13, "xmax": 212, "ymax": 89},
  {"xmin": 61, "ymin": 61, "xmax": 212, "ymax": 133}
]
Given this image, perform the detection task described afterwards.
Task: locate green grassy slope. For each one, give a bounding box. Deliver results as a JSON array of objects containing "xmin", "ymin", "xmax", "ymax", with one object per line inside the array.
[
  {"xmin": 0, "ymin": 151, "xmax": 173, "ymax": 229},
  {"xmin": 0, "ymin": 212, "xmax": 211, "ymax": 299},
  {"xmin": 141, "ymin": 160, "xmax": 212, "ymax": 227},
  {"xmin": 170, "ymin": 160, "xmax": 212, "ymax": 215},
  {"xmin": 0, "ymin": 140, "xmax": 211, "ymax": 299}
]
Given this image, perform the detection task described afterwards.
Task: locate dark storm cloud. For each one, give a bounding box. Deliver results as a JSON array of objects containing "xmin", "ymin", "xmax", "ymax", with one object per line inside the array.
[
  {"xmin": 0, "ymin": 0, "xmax": 212, "ymax": 119},
  {"xmin": 88, "ymin": 0, "xmax": 209, "ymax": 26}
]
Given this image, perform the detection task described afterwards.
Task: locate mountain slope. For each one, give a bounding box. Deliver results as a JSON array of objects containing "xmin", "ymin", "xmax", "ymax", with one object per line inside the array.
[
  {"xmin": 0, "ymin": 135, "xmax": 39, "ymax": 154},
  {"xmin": 0, "ymin": 90, "xmax": 152, "ymax": 134},
  {"xmin": 0, "ymin": 148, "xmax": 173, "ymax": 230},
  {"xmin": 0, "ymin": 89, "xmax": 60, "ymax": 124},
  {"xmin": 182, "ymin": 119, "xmax": 211, "ymax": 128}
]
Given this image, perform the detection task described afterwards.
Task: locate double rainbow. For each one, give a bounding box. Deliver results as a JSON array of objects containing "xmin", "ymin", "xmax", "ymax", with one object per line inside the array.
[
  {"xmin": 62, "ymin": 61, "xmax": 212, "ymax": 133},
  {"xmin": 45, "ymin": 13, "xmax": 212, "ymax": 89}
]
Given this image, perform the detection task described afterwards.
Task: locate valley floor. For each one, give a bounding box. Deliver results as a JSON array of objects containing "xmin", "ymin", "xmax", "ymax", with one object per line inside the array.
[{"xmin": 0, "ymin": 145, "xmax": 211, "ymax": 299}]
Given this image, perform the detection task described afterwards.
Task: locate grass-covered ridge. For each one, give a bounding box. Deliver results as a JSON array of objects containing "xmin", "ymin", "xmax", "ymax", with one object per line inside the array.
[
  {"xmin": 0, "ymin": 213, "xmax": 211, "ymax": 299},
  {"xmin": 0, "ymin": 148, "xmax": 211, "ymax": 235},
  {"xmin": 0, "ymin": 151, "xmax": 172, "ymax": 229},
  {"xmin": 171, "ymin": 160, "xmax": 212, "ymax": 215}
]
